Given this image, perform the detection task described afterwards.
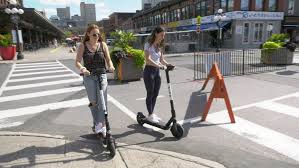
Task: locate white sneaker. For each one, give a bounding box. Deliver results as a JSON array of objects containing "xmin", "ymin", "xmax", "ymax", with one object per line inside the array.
[
  {"xmin": 95, "ymin": 123, "xmax": 106, "ymax": 137},
  {"xmin": 152, "ymin": 114, "xmax": 162, "ymax": 121},
  {"xmin": 147, "ymin": 114, "xmax": 161, "ymax": 123}
]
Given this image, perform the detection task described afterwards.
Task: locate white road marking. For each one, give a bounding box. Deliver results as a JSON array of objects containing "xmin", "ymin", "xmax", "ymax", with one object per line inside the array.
[
  {"xmin": 14, "ymin": 64, "xmax": 61, "ymax": 69},
  {"xmin": 0, "ymin": 63, "xmax": 15, "ymax": 97},
  {"xmin": 3, "ymin": 78, "xmax": 82, "ymax": 91},
  {"xmin": 0, "ymin": 98, "xmax": 89, "ymax": 120},
  {"xmin": 14, "ymin": 67, "xmax": 65, "ymax": 72},
  {"xmin": 0, "ymin": 86, "xmax": 85, "ymax": 103},
  {"xmin": 256, "ymin": 101, "xmax": 299, "ymax": 118},
  {"xmin": 11, "ymin": 70, "xmax": 71, "ymax": 77},
  {"xmin": 8, "ymin": 74, "xmax": 78, "ymax": 82},
  {"xmin": 136, "ymin": 95, "xmax": 165, "ymax": 100},
  {"xmin": 108, "ymin": 95, "xmax": 161, "ymax": 131},
  {"xmin": 179, "ymin": 92, "xmax": 299, "ymax": 162},
  {"xmin": 0, "ymin": 121, "xmax": 24, "ymax": 129},
  {"xmin": 15, "ymin": 62, "xmax": 58, "ymax": 67}
]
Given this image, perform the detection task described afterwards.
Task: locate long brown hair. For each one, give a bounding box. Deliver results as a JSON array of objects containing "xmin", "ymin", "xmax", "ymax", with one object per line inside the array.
[
  {"xmin": 147, "ymin": 26, "xmax": 165, "ymax": 48},
  {"xmin": 82, "ymin": 24, "xmax": 105, "ymax": 43}
]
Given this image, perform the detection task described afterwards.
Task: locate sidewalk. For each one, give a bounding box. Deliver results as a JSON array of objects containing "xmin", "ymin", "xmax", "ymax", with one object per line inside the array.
[
  {"xmin": 0, "ymin": 131, "xmax": 225, "ymax": 168},
  {"xmin": 0, "ymin": 46, "xmax": 77, "ymax": 63}
]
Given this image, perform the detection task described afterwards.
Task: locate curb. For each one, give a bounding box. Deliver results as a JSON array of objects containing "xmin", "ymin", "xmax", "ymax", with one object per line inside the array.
[
  {"xmin": 0, "ymin": 131, "xmax": 225, "ymax": 168},
  {"xmin": 0, "ymin": 131, "xmax": 64, "ymax": 139}
]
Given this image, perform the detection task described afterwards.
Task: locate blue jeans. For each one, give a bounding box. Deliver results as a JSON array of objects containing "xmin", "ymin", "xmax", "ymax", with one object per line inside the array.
[
  {"xmin": 143, "ymin": 65, "xmax": 161, "ymax": 115},
  {"xmin": 83, "ymin": 74, "xmax": 108, "ymax": 125}
]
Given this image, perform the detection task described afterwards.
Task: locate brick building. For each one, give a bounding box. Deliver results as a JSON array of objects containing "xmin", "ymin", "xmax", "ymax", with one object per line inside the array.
[{"xmin": 132, "ymin": 0, "xmax": 296, "ymax": 52}]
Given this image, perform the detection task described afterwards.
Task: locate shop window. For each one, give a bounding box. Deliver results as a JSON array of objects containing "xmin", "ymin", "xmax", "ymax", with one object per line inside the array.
[
  {"xmin": 288, "ymin": 0, "xmax": 295, "ymax": 15},
  {"xmin": 241, "ymin": 0, "xmax": 249, "ymax": 11},
  {"xmin": 243, "ymin": 23, "xmax": 250, "ymax": 43},
  {"xmin": 254, "ymin": 23, "xmax": 264, "ymax": 42},
  {"xmin": 268, "ymin": 0, "xmax": 277, "ymax": 11},
  {"xmin": 267, "ymin": 23, "xmax": 273, "ymax": 38}
]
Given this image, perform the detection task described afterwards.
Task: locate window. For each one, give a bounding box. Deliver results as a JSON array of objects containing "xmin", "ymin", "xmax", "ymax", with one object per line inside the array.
[
  {"xmin": 255, "ymin": 0, "xmax": 264, "ymax": 11},
  {"xmin": 221, "ymin": 0, "xmax": 227, "ymax": 12},
  {"xmin": 177, "ymin": 9, "xmax": 181, "ymax": 20},
  {"xmin": 196, "ymin": 1, "xmax": 207, "ymax": 16},
  {"xmin": 243, "ymin": 23, "xmax": 250, "ymax": 43},
  {"xmin": 254, "ymin": 23, "xmax": 264, "ymax": 42},
  {"xmin": 268, "ymin": 0, "xmax": 277, "ymax": 11},
  {"xmin": 227, "ymin": 0, "xmax": 234, "ymax": 11},
  {"xmin": 288, "ymin": 0, "xmax": 295, "ymax": 15},
  {"xmin": 267, "ymin": 23, "xmax": 273, "ymax": 38},
  {"xmin": 241, "ymin": 0, "xmax": 249, "ymax": 11}
]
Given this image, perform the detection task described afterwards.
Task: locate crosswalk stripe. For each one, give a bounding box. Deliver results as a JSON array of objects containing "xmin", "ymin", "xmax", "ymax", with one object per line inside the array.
[
  {"xmin": 11, "ymin": 70, "xmax": 71, "ymax": 77},
  {"xmin": 15, "ymin": 62, "xmax": 58, "ymax": 67},
  {"xmin": 208, "ymin": 113, "xmax": 299, "ymax": 162},
  {"xmin": 0, "ymin": 63, "xmax": 15, "ymax": 97},
  {"xmin": 14, "ymin": 64, "xmax": 61, "ymax": 70},
  {"xmin": 3, "ymin": 78, "xmax": 82, "ymax": 91},
  {"xmin": 0, "ymin": 121, "xmax": 24, "ymax": 129},
  {"xmin": 14, "ymin": 67, "xmax": 65, "ymax": 72},
  {"xmin": 256, "ymin": 101, "xmax": 299, "ymax": 118},
  {"xmin": 108, "ymin": 95, "xmax": 161, "ymax": 131},
  {"xmin": 0, "ymin": 86, "xmax": 85, "ymax": 103},
  {"xmin": 0, "ymin": 98, "xmax": 89, "ymax": 120},
  {"xmin": 8, "ymin": 74, "xmax": 78, "ymax": 82},
  {"xmin": 179, "ymin": 92, "xmax": 299, "ymax": 162}
]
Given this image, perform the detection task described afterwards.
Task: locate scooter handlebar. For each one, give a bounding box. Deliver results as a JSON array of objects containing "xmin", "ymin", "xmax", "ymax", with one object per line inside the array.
[{"xmin": 79, "ymin": 70, "xmax": 114, "ymax": 76}]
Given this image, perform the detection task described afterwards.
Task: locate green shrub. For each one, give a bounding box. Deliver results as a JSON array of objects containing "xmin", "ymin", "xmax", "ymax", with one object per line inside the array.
[
  {"xmin": 262, "ymin": 41, "xmax": 281, "ymax": 49},
  {"xmin": 0, "ymin": 34, "xmax": 13, "ymax": 47},
  {"xmin": 110, "ymin": 31, "xmax": 145, "ymax": 69},
  {"xmin": 126, "ymin": 47, "xmax": 145, "ymax": 69},
  {"xmin": 266, "ymin": 33, "xmax": 289, "ymax": 47}
]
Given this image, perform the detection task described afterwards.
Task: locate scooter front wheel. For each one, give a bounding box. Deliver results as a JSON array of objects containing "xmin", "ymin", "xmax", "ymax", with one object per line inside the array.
[
  {"xmin": 107, "ymin": 138, "xmax": 116, "ymax": 157},
  {"xmin": 170, "ymin": 123, "xmax": 184, "ymax": 139},
  {"xmin": 137, "ymin": 112, "xmax": 146, "ymax": 126}
]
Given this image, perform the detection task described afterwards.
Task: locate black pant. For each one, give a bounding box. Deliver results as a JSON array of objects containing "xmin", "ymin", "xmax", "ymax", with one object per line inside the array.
[{"xmin": 143, "ymin": 65, "xmax": 161, "ymax": 115}]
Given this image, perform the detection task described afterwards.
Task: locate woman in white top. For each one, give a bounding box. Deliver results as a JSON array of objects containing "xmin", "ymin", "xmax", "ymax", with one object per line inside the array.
[{"xmin": 143, "ymin": 27, "xmax": 173, "ymax": 123}]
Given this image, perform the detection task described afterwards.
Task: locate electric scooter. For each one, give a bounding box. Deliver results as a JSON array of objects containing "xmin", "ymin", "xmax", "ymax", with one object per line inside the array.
[
  {"xmin": 136, "ymin": 65, "xmax": 184, "ymax": 139},
  {"xmin": 81, "ymin": 68, "xmax": 116, "ymax": 157}
]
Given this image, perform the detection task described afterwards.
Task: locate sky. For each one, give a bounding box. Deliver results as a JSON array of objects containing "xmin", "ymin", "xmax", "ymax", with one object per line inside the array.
[{"xmin": 23, "ymin": 0, "xmax": 142, "ymax": 20}]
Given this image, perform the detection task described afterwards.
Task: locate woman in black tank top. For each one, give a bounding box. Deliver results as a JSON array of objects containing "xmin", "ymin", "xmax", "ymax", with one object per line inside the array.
[{"xmin": 75, "ymin": 24, "xmax": 115, "ymax": 136}]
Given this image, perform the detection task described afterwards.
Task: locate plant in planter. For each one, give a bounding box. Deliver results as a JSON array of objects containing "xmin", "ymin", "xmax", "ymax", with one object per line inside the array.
[
  {"xmin": 0, "ymin": 33, "xmax": 16, "ymax": 60},
  {"xmin": 261, "ymin": 34, "xmax": 295, "ymax": 65},
  {"xmin": 110, "ymin": 30, "xmax": 145, "ymax": 81}
]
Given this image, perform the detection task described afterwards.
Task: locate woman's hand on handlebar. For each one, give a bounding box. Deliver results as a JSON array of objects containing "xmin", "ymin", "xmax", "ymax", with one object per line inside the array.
[
  {"xmin": 107, "ymin": 66, "xmax": 115, "ymax": 72},
  {"xmin": 159, "ymin": 64, "xmax": 167, "ymax": 70},
  {"xmin": 80, "ymin": 67, "xmax": 90, "ymax": 76}
]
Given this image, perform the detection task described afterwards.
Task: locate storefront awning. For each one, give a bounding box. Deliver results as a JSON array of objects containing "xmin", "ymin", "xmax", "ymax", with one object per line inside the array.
[
  {"xmin": 282, "ymin": 25, "xmax": 299, "ymax": 29},
  {"xmin": 200, "ymin": 21, "xmax": 231, "ymax": 31}
]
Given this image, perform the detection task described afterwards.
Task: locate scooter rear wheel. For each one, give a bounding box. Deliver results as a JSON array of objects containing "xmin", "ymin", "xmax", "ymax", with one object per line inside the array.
[
  {"xmin": 137, "ymin": 112, "xmax": 146, "ymax": 126},
  {"xmin": 170, "ymin": 123, "xmax": 184, "ymax": 139}
]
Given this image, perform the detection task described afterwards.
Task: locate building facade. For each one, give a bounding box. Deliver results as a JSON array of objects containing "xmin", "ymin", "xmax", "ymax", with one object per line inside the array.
[
  {"xmin": 57, "ymin": 7, "xmax": 70, "ymax": 20},
  {"xmin": 80, "ymin": 2, "xmax": 96, "ymax": 25},
  {"xmin": 108, "ymin": 12, "xmax": 136, "ymax": 35},
  {"xmin": 133, "ymin": 0, "xmax": 292, "ymax": 52},
  {"xmin": 282, "ymin": 0, "xmax": 299, "ymax": 42},
  {"xmin": 142, "ymin": 0, "xmax": 169, "ymax": 9},
  {"xmin": 0, "ymin": 1, "xmax": 64, "ymax": 52}
]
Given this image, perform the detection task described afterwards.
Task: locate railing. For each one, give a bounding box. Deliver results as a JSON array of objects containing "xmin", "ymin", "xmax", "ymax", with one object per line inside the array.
[{"xmin": 194, "ymin": 48, "xmax": 288, "ymax": 80}]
